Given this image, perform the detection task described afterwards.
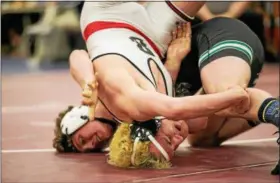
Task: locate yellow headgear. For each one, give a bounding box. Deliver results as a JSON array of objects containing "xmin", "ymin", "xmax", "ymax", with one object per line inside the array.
[{"xmin": 108, "ymin": 119, "xmax": 171, "ymax": 169}]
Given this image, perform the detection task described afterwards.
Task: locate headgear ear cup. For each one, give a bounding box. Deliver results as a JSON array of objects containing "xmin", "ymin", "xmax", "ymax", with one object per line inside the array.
[{"xmin": 60, "ymin": 106, "xmax": 90, "ymax": 135}]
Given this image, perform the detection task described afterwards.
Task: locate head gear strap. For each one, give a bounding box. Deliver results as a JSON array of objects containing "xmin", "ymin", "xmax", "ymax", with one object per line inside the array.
[{"xmin": 130, "ymin": 117, "xmax": 170, "ymax": 165}]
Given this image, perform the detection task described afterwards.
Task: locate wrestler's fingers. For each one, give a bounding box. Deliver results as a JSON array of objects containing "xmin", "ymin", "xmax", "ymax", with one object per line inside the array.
[
  {"xmin": 182, "ymin": 23, "xmax": 187, "ymax": 36},
  {"xmin": 82, "ymin": 89, "xmax": 92, "ymax": 97},
  {"xmin": 88, "ymin": 81, "xmax": 98, "ymax": 90},
  {"xmin": 171, "ymin": 29, "xmax": 177, "ymax": 40},
  {"xmin": 90, "ymin": 82, "xmax": 98, "ymax": 90},
  {"xmin": 177, "ymin": 23, "xmax": 183, "ymax": 38},
  {"xmin": 82, "ymin": 98, "xmax": 94, "ymax": 106},
  {"xmin": 185, "ymin": 22, "xmax": 191, "ymax": 38},
  {"xmin": 93, "ymin": 72, "xmax": 99, "ymax": 86},
  {"xmin": 94, "ymin": 72, "xmax": 99, "ymax": 78}
]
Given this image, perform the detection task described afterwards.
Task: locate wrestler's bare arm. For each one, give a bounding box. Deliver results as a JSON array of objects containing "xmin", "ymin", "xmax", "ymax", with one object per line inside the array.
[
  {"xmin": 98, "ymin": 62, "xmax": 248, "ymax": 122},
  {"xmin": 127, "ymin": 86, "xmax": 248, "ymax": 121},
  {"xmin": 69, "ymin": 50, "xmax": 96, "ymax": 88}
]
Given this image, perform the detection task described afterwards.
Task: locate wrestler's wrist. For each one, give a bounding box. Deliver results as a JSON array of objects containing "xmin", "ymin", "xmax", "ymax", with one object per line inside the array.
[{"xmin": 165, "ymin": 59, "xmax": 181, "ymax": 69}]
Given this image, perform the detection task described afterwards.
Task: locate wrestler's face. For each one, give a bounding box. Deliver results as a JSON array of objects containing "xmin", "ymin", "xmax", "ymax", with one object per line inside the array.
[
  {"xmin": 72, "ymin": 120, "xmax": 114, "ymax": 152},
  {"xmin": 149, "ymin": 119, "xmax": 188, "ymax": 160}
]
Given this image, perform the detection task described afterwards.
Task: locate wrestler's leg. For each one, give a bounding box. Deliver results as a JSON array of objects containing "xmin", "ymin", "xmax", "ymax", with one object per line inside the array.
[
  {"xmin": 216, "ymin": 88, "xmax": 278, "ymax": 126},
  {"xmin": 188, "ymin": 81, "xmax": 278, "ymax": 147},
  {"xmin": 187, "ymin": 18, "xmax": 278, "ymax": 146},
  {"xmin": 201, "ymin": 57, "xmax": 251, "ymax": 95},
  {"xmin": 188, "ymin": 56, "xmax": 255, "ymax": 146},
  {"xmin": 188, "ymin": 88, "xmax": 278, "ymax": 147},
  {"xmin": 188, "ymin": 117, "xmax": 253, "ymax": 147}
]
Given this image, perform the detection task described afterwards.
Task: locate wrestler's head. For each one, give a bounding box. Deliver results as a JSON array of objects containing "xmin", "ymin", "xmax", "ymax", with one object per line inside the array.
[
  {"xmin": 108, "ymin": 118, "xmax": 188, "ymax": 168},
  {"xmin": 52, "ymin": 106, "xmax": 116, "ymax": 153}
]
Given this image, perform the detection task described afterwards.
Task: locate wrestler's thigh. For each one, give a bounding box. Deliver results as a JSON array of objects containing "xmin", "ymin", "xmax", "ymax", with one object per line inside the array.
[
  {"xmin": 196, "ymin": 17, "xmax": 264, "ymax": 93},
  {"xmin": 188, "ymin": 116, "xmax": 256, "ymax": 147},
  {"xmin": 201, "ymin": 56, "xmax": 251, "ymax": 93}
]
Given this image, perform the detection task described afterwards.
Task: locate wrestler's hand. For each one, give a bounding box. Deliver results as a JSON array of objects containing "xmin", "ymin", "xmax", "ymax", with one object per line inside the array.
[
  {"xmin": 81, "ymin": 73, "xmax": 99, "ymax": 120},
  {"xmin": 228, "ymin": 85, "xmax": 251, "ymax": 114},
  {"xmin": 216, "ymin": 86, "xmax": 250, "ymax": 116},
  {"xmin": 167, "ymin": 22, "xmax": 191, "ymax": 63}
]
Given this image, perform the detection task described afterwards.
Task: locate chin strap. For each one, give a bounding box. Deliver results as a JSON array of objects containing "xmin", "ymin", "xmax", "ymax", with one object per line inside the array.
[
  {"xmin": 130, "ymin": 125, "xmax": 169, "ymax": 166},
  {"xmin": 131, "ymin": 137, "xmax": 140, "ymax": 166},
  {"xmin": 147, "ymin": 134, "xmax": 170, "ymax": 161}
]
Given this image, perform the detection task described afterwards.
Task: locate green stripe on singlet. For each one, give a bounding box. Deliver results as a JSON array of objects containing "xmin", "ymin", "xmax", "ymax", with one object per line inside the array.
[{"xmin": 198, "ymin": 40, "xmax": 254, "ymax": 66}]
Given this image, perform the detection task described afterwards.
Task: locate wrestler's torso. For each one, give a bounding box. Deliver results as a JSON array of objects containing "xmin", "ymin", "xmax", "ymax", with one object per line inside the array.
[
  {"xmin": 93, "ymin": 50, "xmax": 170, "ymax": 122},
  {"xmin": 81, "ymin": 1, "xmax": 185, "ymax": 122}
]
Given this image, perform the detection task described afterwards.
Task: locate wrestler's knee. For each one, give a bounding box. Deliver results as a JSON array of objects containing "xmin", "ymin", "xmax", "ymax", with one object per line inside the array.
[
  {"xmin": 187, "ymin": 116, "xmax": 225, "ymax": 147},
  {"xmin": 188, "ymin": 117, "xmax": 255, "ymax": 147},
  {"xmin": 187, "ymin": 117, "xmax": 208, "ymax": 134}
]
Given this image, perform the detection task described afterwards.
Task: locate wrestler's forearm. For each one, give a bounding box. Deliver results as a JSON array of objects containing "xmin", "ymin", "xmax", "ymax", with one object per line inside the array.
[
  {"xmin": 129, "ymin": 87, "xmax": 246, "ymax": 121},
  {"xmin": 164, "ymin": 59, "xmax": 181, "ymax": 82},
  {"xmin": 69, "ymin": 50, "xmax": 95, "ymax": 88},
  {"xmin": 172, "ymin": 91, "xmax": 245, "ymax": 120}
]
